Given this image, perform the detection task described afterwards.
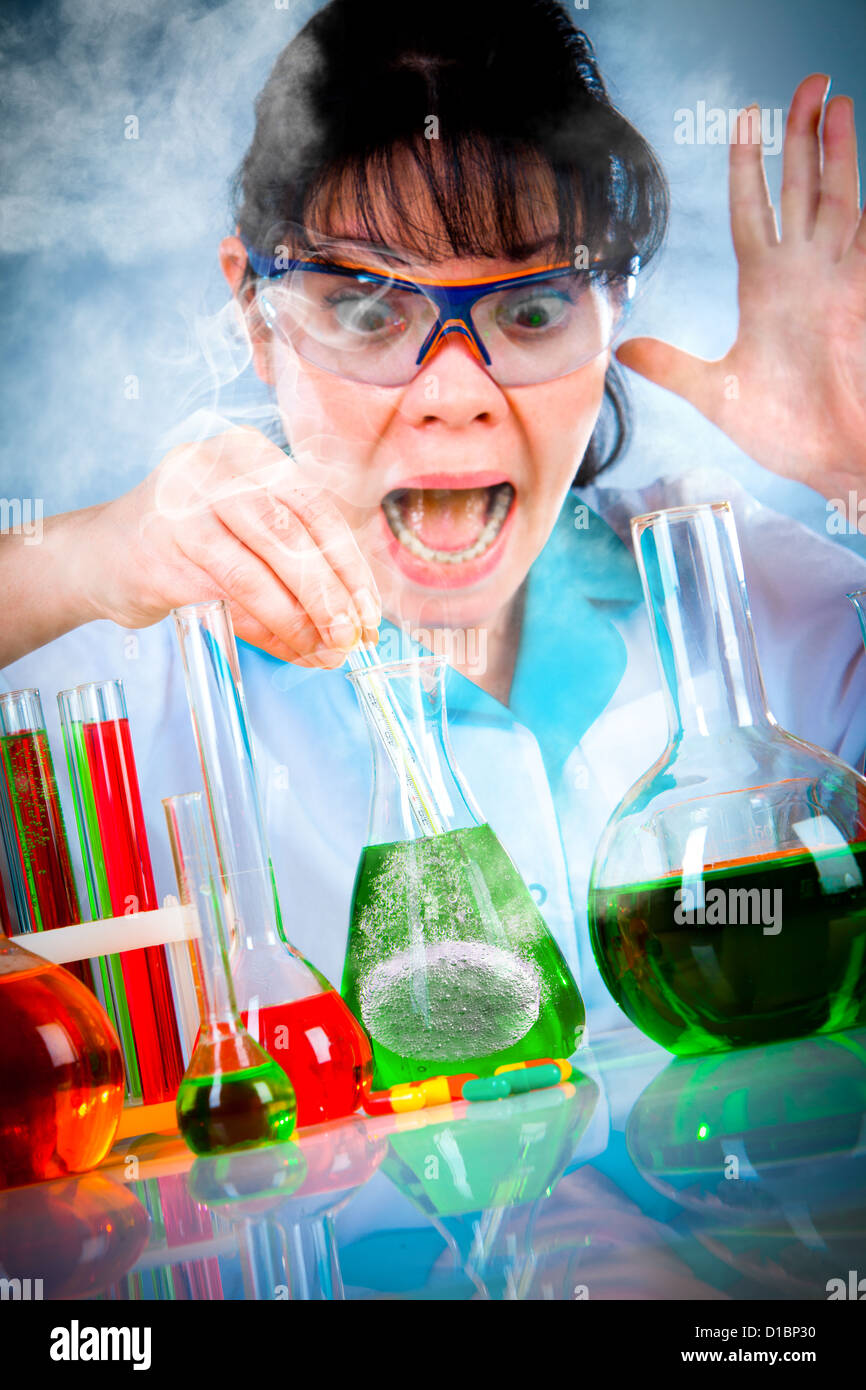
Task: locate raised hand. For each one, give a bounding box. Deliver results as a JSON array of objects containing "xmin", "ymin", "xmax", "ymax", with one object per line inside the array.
[{"xmin": 617, "ymin": 74, "xmax": 866, "ymax": 504}]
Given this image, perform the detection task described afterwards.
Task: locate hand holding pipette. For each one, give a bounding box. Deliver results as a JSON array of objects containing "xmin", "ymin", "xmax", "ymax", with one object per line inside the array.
[{"xmin": 0, "ymin": 426, "xmax": 382, "ymax": 670}]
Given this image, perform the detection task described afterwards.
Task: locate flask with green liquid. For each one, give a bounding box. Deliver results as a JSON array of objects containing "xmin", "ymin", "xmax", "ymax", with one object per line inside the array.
[
  {"xmin": 341, "ymin": 655, "xmax": 585, "ymax": 1088},
  {"xmin": 164, "ymin": 792, "xmax": 296, "ymax": 1156},
  {"xmin": 589, "ymin": 502, "xmax": 866, "ymax": 1055}
]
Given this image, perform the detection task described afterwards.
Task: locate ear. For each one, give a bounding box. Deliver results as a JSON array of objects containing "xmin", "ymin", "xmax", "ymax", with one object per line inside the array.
[{"xmin": 219, "ymin": 234, "xmax": 275, "ymax": 386}]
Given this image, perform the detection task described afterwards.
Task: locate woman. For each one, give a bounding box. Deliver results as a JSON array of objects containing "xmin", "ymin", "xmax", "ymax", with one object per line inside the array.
[{"xmin": 2, "ymin": 0, "xmax": 865, "ymax": 1033}]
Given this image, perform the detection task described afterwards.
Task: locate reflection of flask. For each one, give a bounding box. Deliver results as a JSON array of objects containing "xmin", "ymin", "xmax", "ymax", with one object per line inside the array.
[
  {"xmin": 164, "ymin": 792, "xmax": 296, "ymax": 1156},
  {"xmin": 0, "ymin": 934, "xmax": 123, "ymax": 1189},
  {"xmin": 626, "ymin": 1036, "xmax": 866, "ymax": 1298},
  {"xmin": 191, "ymin": 1121, "xmax": 386, "ymax": 1300},
  {"xmin": 0, "ymin": 1173, "xmax": 150, "ymax": 1298},
  {"xmin": 342, "ymin": 657, "xmax": 585, "ymax": 1088},
  {"xmin": 380, "ymin": 1078, "xmax": 597, "ymax": 1299},
  {"xmin": 589, "ymin": 502, "xmax": 866, "ymax": 1055},
  {"xmin": 173, "ymin": 601, "xmax": 372, "ymax": 1126}
]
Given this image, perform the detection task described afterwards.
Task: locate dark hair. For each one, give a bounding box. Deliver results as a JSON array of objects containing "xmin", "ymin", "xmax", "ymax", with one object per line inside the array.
[{"xmin": 233, "ymin": 0, "xmax": 668, "ymax": 483}]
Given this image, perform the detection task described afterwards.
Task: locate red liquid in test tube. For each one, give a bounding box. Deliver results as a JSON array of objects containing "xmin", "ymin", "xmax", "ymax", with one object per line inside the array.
[
  {"xmin": 0, "ymin": 692, "xmax": 92, "ymax": 991},
  {"xmin": 82, "ymin": 711, "xmax": 184, "ymax": 1103}
]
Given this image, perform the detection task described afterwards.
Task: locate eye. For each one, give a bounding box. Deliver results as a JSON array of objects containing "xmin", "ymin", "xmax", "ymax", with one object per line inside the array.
[
  {"xmin": 495, "ymin": 287, "xmax": 573, "ymax": 333},
  {"xmin": 327, "ymin": 289, "xmax": 408, "ymax": 338}
]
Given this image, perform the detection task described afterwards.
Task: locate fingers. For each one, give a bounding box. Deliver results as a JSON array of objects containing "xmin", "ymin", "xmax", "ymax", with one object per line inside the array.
[
  {"xmin": 780, "ymin": 73, "xmax": 830, "ymax": 240},
  {"xmin": 846, "ymin": 203, "xmax": 866, "ymax": 282},
  {"xmin": 156, "ymin": 429, "xmax": 382, "ymax": 667},
  {"xmin": 223, "ymin": 596, "xmax": 348, "ymax": 669},
  {"xmin": 813, "ymin": 95, "xmax": 862, "ymax": 255},
  {"xmin": 267, "ymin": 482, "xmax": 381, "ymax": 631},
  {"xmin": 201, "ymin": 436, "xmax": 381, "ymax": 639},
  {"xmin": 616, "ymin": 338, "xmax": 719, "ymax": 416},
  {"xmin": 176, "ymin": 508, "xmax": 349, "ymax": 663},
  {"xmin": 213, "ymin": 490, "xmax": 377, "ymax": 651},
  {"xmin": 729, "ymin": 106, "xmax": 779, "ymax": 259}
]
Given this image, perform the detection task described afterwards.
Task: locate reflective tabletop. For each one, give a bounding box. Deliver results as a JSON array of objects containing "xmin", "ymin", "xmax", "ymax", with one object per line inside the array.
[{"xmin": 3, "ymin": 1024, "xmax": 865, "ymax": 1301}]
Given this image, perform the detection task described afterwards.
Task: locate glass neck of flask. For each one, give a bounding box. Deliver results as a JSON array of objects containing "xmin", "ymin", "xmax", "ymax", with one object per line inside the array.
[
  {"xmin": 173, "ymin": 600, "xmax": 287, "ymax": 954},
  {"xmin": 632, "ymin": 502, "xmax": 773, "ymax": 740},
  {"xmin": 848, "ymin": 590, "xmax": 866, "ymax": 655},
  {"xmin": 348, "ymin": 655, "xmax": 482, "ymax": 844},
  {"xmin": 164, "ymin": 792, "xmax": 241, "ymax": 1036}
]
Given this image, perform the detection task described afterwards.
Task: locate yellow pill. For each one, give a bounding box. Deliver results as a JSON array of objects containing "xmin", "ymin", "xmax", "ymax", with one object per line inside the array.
[
  {"xmin": 418, "ymin": 1076, "xmax": 452, "ymax": 1109},
  {"xmin": 391, "ymin": 1084, "xmax": 425, "ymax": 1114}
]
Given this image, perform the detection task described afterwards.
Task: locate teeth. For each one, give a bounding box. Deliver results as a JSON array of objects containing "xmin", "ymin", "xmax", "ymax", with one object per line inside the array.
[{"xmin": 382, "ymin": 483, "xmax": 514, "ymax": 564}]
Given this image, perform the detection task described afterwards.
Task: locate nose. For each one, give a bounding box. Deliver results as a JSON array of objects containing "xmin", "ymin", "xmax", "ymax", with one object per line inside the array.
[{"xmin": 398, "ymin": 332, "xmax": 508, "ymax": 429}]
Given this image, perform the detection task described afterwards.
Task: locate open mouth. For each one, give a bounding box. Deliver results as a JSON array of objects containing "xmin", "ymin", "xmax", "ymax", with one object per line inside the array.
[{"xmin": 381, "ymin": 481, "xmax": 515, "ymax": 565}]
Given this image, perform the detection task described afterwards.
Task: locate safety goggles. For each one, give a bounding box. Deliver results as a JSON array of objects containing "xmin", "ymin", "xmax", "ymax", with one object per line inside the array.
[{"xmin": 244, "ymin": 239, "xmax": 639, "ymax": 388}]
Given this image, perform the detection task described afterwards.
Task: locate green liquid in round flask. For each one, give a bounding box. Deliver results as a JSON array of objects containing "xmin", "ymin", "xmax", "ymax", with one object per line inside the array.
[
  {"xmin": 589, "ymin": 501, "xmax": 866, "ymax": 1055},
  {"xmin": 341, "ymin": 655, "xmax": 585, "ymax": 1088}
]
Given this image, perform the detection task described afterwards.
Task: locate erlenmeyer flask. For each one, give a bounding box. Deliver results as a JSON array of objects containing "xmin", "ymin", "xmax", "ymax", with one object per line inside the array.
[
  {"xmin": 589, "ymin": 501, "xmax": 866, "ymax": 1055},
  {"xmin": 173, "ymin": 601, "xmax": 372, "ymax": 1127},
  {"xmin": 342, "ymin": 656, "xmax": 585, "ymax": 1087},
  {"xmin": 164, "ymin": 793, "xmax": 297, "ymax": 1155}
]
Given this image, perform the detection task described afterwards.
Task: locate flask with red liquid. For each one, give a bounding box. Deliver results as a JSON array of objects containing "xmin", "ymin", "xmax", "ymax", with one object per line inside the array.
[
  {"xmin": 0, "ymin": 933, "xmax": 124, "ymax": 1190},
  {"xmin": 173, "ymin": 600, "xmax": 372, "ymax": 1127}
]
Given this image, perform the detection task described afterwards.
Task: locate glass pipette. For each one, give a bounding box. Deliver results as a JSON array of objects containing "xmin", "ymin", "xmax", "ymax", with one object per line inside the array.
[{"xmin": 345, "ymin": 643, "xmax": 445, "ymax": 837}]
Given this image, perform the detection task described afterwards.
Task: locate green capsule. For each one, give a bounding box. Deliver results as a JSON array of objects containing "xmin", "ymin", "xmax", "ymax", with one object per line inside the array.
[
  {"xmin": 462, "ymin": 1075, "xmax": 512, "ymax": 1102},
  {"xmin": 506, "ymin": 1063, "xmax": 562, "ymax": 1094}
]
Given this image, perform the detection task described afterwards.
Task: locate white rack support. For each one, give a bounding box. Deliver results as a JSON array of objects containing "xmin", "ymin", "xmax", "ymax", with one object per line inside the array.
[{"xmin": 10, "ymin": 904, "xmax": 199, "ymax": 963}]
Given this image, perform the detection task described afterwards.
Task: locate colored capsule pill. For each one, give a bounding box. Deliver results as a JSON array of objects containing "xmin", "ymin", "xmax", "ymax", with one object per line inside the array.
[
  {"xmin": 446, "ymin": 1073, "xmax": 477, "ymax": 1098},
  {"xmin": 462, "ymin": 1076, "xmax": 512, "ymax": 1102},
  {"xmin": 417, "ymin": 1073, "xmax": 478, "ymax": 1106},
  {"xmin": 416, "ymin": 1075, "xmax": 452, "ymax": 1108},
  {"xmin": 494, "ymin": 1058, "xmax": 554, "ymax": 1076},
  {"xmin": 506, "ymin": 1063, "xmax": 562, "ymax": 1094},
  {"xmin": 362, "ymin": 1086, "xmax": 425, "ymax": 1116}
]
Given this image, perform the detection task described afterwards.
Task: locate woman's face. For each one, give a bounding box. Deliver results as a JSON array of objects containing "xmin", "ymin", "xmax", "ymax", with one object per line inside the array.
[{"xmin": 222, "ymin": 191, "xmax": 608, "ymax": 634}]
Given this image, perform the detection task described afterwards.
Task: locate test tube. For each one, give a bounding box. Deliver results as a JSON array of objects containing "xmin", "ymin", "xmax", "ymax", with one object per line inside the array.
[
  {"xmin": 58, "ymin": 679, "xmax": 184, "ymax": 1105},
  {"xmin": 0, "ymin": 688, "xmax": 92, "ymax": 988}
]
